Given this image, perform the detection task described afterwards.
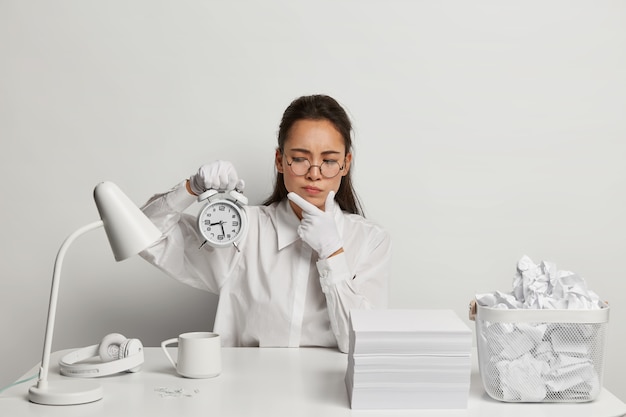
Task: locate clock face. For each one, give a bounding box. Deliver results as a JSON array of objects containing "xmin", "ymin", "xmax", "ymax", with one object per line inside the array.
[{"xmin": 198, "ymin": 200, "xmax": 244, "ymax": 247}]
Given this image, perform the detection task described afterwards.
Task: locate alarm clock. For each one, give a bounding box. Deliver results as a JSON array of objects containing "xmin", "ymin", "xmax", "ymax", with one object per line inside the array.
[{"xmin": 197, "ymin": 187, "xmax": 248, "ymax": 251}]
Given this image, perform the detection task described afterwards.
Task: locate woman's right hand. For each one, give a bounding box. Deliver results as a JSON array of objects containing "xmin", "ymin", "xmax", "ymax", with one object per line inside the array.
[{"xmin": 188, "ymin": 160, "xmax": 242, "ymax": 196}]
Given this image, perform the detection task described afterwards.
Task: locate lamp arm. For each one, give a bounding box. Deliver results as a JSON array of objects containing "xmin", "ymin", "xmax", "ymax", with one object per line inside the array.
[{"xmin": 36, "ymin": 220, "xmax": 104, "ymax": 388}]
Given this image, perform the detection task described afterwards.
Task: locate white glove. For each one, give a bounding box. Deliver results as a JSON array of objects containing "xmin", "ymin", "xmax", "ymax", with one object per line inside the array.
[
  {"xmin": 189, "ymin": 160, "xmax": 243, "ymax": 195},
  {"xmin": 287, "ymin": 191, "xmax": 343, "ymax": 259}
]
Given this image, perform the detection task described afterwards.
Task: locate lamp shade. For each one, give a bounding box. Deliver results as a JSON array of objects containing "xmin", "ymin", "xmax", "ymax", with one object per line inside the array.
[{"xmin": 94, "ymin": 181, "xmax": 162, "ymax": 261}]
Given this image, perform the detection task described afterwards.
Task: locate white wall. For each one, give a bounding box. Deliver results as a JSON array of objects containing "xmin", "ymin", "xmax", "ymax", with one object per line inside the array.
[{"xmin": 2, "ymin": 0, "xmax": 625, "ymax": 401}]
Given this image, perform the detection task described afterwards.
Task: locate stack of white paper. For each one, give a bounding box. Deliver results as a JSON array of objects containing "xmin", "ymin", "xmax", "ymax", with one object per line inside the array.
[{"xmin": 345, "ymin": 309, "xmax": 472, "ymax": 410}]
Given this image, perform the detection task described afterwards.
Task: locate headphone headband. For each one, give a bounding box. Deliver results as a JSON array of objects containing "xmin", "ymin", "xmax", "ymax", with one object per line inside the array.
[{"xmin": 59, "ymin": 338, "xmax": 144, "ymax": 378}]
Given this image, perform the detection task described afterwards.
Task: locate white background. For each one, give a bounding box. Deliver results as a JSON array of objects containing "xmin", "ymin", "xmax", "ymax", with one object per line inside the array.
[{"xmin": 1, "ymin": 0, "xmax": 625, "ymax": 402}]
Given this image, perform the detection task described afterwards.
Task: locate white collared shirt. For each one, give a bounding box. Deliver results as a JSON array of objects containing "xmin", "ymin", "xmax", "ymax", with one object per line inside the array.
[{"xmin": 140, "ymin": 181, "xmax": 392, "ymax": 352}]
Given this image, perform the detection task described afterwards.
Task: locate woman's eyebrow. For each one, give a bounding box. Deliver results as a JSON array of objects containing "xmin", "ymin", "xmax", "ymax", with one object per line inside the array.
[
  {"xmin": 288, "ymin": 147, "xmax": 311, "ymax": 154},
  {"xmin": 288, "ymin": 148, "xmax": 342, "ymax": 155}
]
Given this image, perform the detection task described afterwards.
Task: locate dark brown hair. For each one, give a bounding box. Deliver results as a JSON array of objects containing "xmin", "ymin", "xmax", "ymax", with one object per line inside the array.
[{"xmin": 263, "ymin": 94, "xmax": 363, "ymax": 215}]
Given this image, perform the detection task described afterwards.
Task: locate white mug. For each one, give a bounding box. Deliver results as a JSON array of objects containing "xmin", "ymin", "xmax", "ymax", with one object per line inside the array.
[{"xmin": 161, "ymin": 332, "xmax": 221, "ymax": 378}]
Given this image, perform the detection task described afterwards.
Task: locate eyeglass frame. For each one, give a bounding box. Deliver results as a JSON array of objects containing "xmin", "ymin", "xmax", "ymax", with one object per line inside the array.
[{"xmin": 282, "ymin": 152, "xmax": 347, "ymax": 179}]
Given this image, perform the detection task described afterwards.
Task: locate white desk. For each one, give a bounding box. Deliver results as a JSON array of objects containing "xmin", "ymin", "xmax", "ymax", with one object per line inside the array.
[{"xmin": 2, "ymin": 347, "xmax": 625, "ymax": 417}]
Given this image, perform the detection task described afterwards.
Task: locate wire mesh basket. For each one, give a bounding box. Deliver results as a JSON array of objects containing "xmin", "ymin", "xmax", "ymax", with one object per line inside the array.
[{"xmin": 469, "ymin": 300, "xmax": 609, "ymax": 402}]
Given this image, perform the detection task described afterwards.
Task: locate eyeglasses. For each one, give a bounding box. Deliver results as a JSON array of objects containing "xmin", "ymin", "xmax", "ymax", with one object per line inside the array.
[{"xmin": 285, "ymin": 157, "xmax": 345, "ymax": 178}]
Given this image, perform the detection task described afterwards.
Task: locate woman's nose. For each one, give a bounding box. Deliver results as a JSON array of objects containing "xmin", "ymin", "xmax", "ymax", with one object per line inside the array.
[{"xmin": 306, "ymin": 164, "xmax": 323, "ymax": 179}]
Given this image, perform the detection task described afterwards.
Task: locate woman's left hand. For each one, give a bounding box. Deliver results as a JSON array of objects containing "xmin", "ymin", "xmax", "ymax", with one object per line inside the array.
[{"xmin": 287, "ymin": 191, "xmax": 343, "ymax": 259}]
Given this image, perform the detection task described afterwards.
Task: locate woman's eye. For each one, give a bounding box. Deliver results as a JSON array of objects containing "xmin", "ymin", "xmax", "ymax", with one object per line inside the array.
[{"xmin": 292, "ymin": 157, "xmax": 307, "ymax": 162}]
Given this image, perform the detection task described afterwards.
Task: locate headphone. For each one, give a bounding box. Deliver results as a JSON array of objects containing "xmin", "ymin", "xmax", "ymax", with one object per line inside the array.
[{"xmin": 59, "ymin": 333, "xmax": 144, "ymax": 378}]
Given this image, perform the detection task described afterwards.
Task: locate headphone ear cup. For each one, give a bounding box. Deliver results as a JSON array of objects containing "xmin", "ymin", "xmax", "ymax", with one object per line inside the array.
[
  {"xmin": 119, "ymin": 338, "xmax": 143, "ymax": 373},
  {"xmin": 98, "ymin": 333, "xmax": 128, "ymax": 362}
]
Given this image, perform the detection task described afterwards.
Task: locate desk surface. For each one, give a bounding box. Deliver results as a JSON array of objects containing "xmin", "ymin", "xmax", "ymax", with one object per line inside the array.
[{"xmin": 2, "ymin": 347, "xmax": 625, "ymax": 417}]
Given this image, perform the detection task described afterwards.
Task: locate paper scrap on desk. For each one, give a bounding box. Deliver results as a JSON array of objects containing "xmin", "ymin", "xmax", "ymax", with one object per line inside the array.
[
  {"xmin": 155, "ymin": 387, "xmax": 200, "ymax": 398},
  {"xmin": 475, "ymin": 255, "xmax": 604, "ymax": 401}
]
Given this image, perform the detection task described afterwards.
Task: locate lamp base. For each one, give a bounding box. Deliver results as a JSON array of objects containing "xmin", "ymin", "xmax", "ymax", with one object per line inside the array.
[{"xmin": 29, "ymin": 380, "xmax": 103, "ymax": 405}]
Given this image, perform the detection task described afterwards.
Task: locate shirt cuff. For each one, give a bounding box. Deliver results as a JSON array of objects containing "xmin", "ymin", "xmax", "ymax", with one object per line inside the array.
[{"xmin": 317, "ymin": 253, "xmax": 351, "ymax": 292}]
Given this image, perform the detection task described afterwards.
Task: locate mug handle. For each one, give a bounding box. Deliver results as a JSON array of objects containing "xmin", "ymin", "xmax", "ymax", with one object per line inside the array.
[{"xmin": 161, "ymin": 338, "xmax": 178, "ymax": 369}]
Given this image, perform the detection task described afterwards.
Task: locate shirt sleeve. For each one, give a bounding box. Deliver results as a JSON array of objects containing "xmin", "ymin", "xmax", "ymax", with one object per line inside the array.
[
  {"xmin": 316, "ymin": 226, "xmax": 392, "ymax": 353},
  {"xmin": 141, "ymin": 181, "xmax": 197, "ymax": 231},
  {"xmin": 139, "ymin": 180, "xmax": 236, "ymax": 294}
]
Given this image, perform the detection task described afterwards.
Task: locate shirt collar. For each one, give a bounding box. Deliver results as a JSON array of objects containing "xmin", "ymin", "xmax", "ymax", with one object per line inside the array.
[{"xmin": 275, "ymin": 199, "xmax": 301, "ymax": 250}]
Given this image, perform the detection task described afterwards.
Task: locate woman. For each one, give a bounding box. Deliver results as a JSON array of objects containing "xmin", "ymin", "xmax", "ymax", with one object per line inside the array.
[{"xmin": 140, "ymin": 94, "xmax": 392, "ymax": 352}]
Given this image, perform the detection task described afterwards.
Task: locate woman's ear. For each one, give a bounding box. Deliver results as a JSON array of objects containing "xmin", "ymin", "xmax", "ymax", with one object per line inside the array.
[
  {"xmin": 275, "ymin": 148, "xmax": 284, "ymax": 173},
  {"xmin": 342, "ymin": 152, "xmax": 352, "ymax": 177}
]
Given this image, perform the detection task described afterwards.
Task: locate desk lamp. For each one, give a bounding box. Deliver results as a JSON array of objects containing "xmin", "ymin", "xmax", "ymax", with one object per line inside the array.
[{"xmin": 28, "ymin": 181, "xmax": 162, "ymax": 405}]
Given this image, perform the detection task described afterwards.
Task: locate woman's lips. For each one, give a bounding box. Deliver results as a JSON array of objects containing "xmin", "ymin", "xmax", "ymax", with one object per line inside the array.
[{"xmin": 304, "ymin": 186, "xmax": 322, "ymax": 194}]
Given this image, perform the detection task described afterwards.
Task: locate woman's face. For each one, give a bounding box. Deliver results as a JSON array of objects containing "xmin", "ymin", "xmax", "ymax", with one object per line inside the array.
[{"xmin": 275, "ymin": 119, "xmax": 351, "ymax": 217}]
